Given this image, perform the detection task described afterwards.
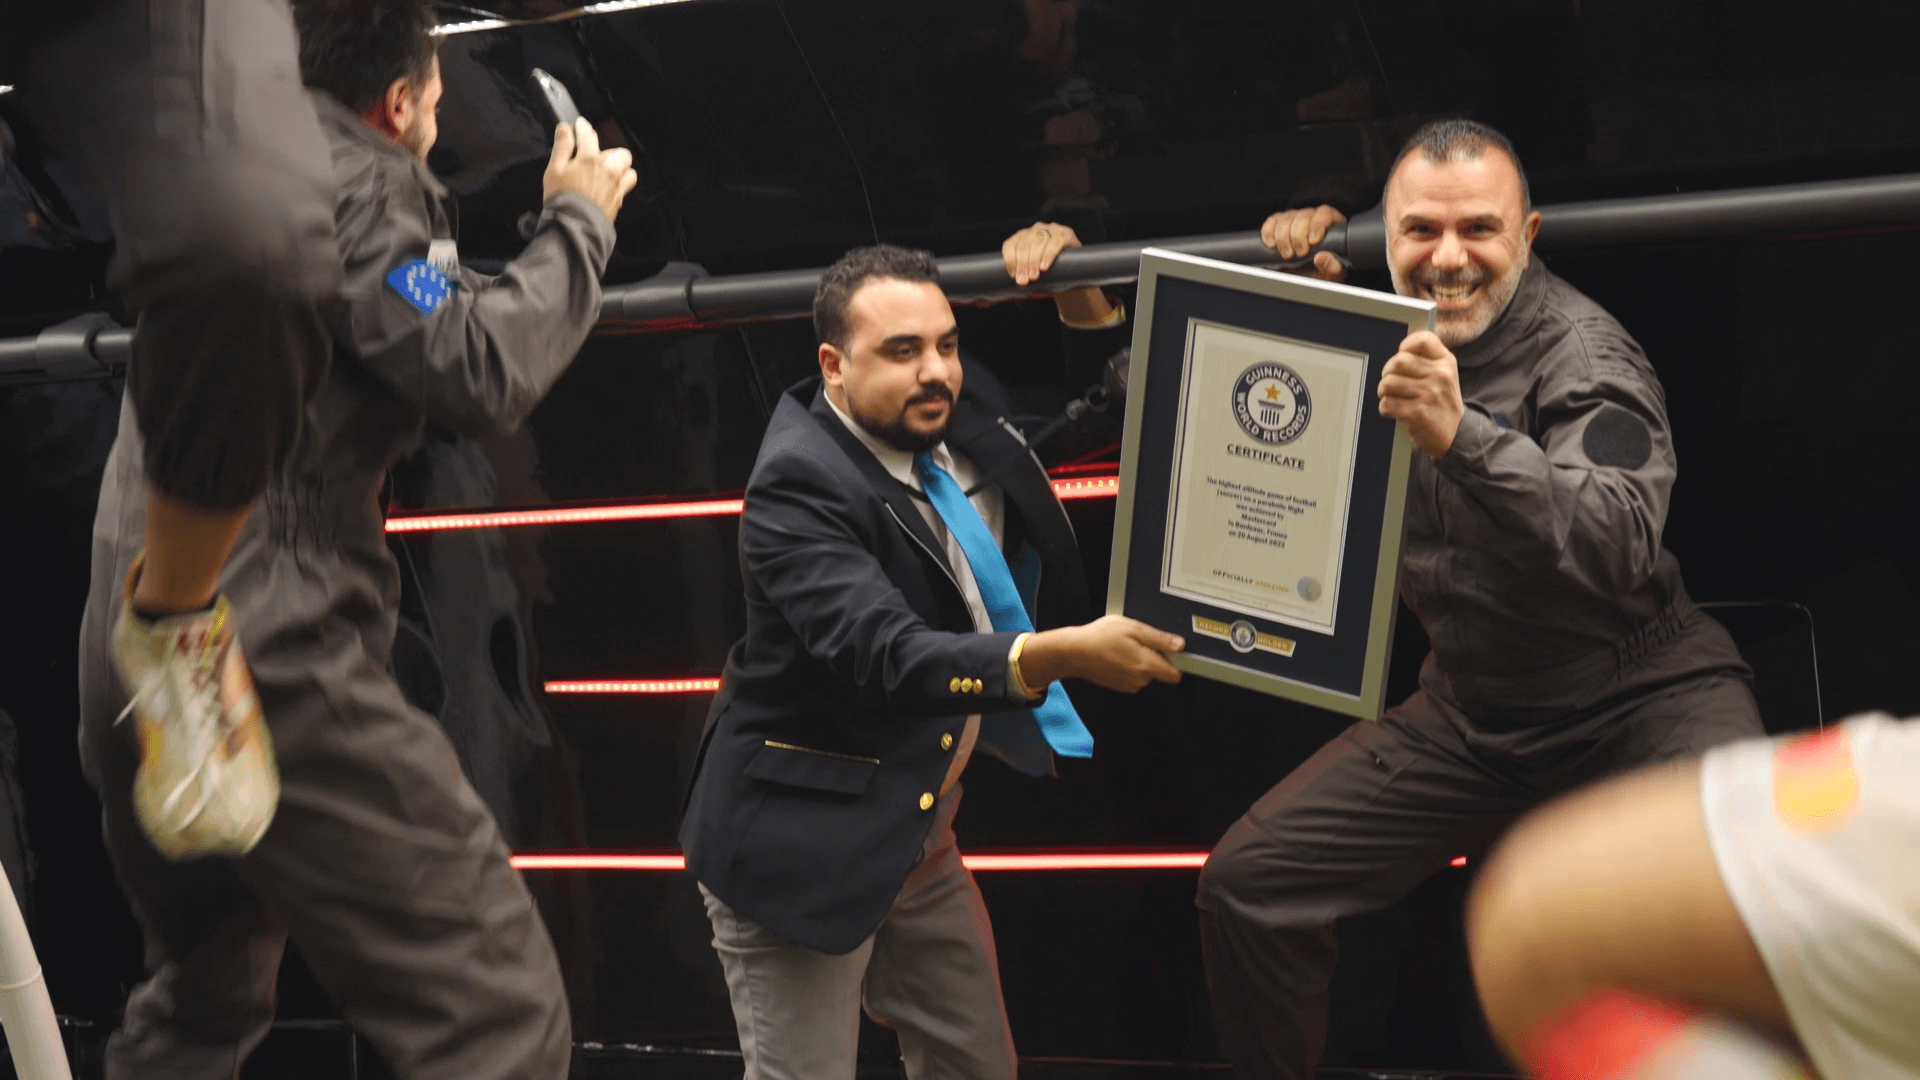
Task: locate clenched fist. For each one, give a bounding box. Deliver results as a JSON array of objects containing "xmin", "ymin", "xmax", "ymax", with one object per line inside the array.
[
  {"xmin": 543, "ymin": 117, "xmax": 638, "ymax": 226},
  {"xmin": 1378, "ymin": 330, "xmax": 1465, "ymax": 459}
]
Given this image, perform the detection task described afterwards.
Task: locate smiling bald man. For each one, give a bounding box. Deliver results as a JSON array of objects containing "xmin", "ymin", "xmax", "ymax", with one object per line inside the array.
[{"xmin": 1194, "ymin": 119, "xmax": 1765, "ymax": 1080}]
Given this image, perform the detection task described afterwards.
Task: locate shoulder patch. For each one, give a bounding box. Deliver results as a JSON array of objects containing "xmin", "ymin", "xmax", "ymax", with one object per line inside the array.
[
  {"xmin": 385, "ymin": 259, "xmax": 451, "ymax": 315},
  {"xmin": 1582, "ymin": 405, "xmax": 1653, "ymax": 470}
]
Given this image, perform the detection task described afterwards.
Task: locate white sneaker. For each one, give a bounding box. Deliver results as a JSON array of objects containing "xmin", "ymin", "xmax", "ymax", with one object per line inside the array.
[{"xmin": 111, "ymin": 558, "xmax": 279, "ymax": 859}]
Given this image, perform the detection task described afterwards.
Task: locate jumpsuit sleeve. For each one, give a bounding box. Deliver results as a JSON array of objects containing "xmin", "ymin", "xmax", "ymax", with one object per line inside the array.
[
  {"xmin": 1430, "ymin": 315, "xmax": 1676, "ymax": 596},
  {"xmin": 1060, "ymin": 315, "xmax": 1132, "ymax": 393},
  {"xmin": 741, "ymin": 447, "xmax": 1030, "ymax": 717},
  {"xmin": 336, "ymin": 167, "xmax": 617, "ymax": 437}
]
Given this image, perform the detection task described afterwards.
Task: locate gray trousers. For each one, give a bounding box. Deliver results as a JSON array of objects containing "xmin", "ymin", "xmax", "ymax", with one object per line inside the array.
[
  {"xmin": 1196, "ymin": 622, "xmax": 1764, "ymax": 1080},
  {"xmin": 78, "ymin": 542, "xmax": 572, "ymax": 1079},
  {"xmin": 699, "ymin": 787, "xmax": 1017, "ymax": 1080}
]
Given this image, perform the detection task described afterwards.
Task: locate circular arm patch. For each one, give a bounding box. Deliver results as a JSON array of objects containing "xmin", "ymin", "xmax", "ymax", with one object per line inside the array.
[{"xmin": 1582, "ymin": 406, "xmax": 1653, "ymax": 470}]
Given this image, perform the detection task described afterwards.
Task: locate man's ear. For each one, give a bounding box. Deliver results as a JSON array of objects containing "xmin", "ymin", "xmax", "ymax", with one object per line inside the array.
[
  {"xmin": 363, "ymin": 77, "xmax": 415, "ymax": 142},
  {"xmin": 1523, "ymin": 209, "xmax": 1543, "ymax": 247},
  {"xmin": 819, "ymin": 342, "xmax": 845, "ymax": 386},
  {"xmin": 386, "ymin": 77, "xmax": 419, "ymax": 137}
]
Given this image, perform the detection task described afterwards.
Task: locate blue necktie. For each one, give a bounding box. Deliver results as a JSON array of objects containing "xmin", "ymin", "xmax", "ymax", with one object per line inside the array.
[{"xmin": 915, "ymin": 452, "xmax": 1093, "ymax": 758}]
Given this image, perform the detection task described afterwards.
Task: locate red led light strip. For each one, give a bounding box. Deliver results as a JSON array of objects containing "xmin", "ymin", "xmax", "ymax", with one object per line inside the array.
[
  {"xmin": 386, "ymin": 498, "xmax": 745, "ymax": 533},
  {"xmin": 384, "ymin": 475, "xmax": 1118, "ymax": 533},
  {"xmin": 514, "ymin": 854, "xmax": 691, "ymax": 871},
  {"xmin": 546, "ymin": 679, "xmax": 722, "ymax": 694},
  {"xmin": 510, "ymin": 852, "xmax": 1467, "ymax": 872},
  {"xmin": 962, "ymin": 852, "xmax": 1207, "ymax": 871},
  {"xmin": 1050, "ymin": 475, "xmax": 1120, "ymax": 500},
  {"xmin": 509, "ymin": 852, "xmax": 1209, "ymax": 872}
]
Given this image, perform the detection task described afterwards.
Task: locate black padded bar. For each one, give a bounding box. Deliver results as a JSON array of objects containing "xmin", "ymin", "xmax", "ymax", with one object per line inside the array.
[
  {"xmin": 605, "ymin": 171, "xmax": 1920, "ymax": 325},
  {"xmin": 1535, "ymin": 172, "xmax": 1920, "ymax": 251},
  {"xmin": 6, "ymin": 172, "xmax": 1920, "ymax": 380}
]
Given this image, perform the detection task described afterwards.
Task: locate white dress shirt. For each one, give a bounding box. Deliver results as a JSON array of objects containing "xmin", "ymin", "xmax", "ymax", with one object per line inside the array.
[{"xmin": 825, "ymin": 393, "xmax": 1009, "ymax": 792}]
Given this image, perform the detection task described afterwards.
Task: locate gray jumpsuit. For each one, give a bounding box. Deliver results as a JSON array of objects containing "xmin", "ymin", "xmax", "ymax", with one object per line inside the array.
[
  {"xmin": 75, "ymin": 93, "xmax": 615, "ymax": 1080},
  {"xmin": 19, "ymin": 0, "xmax": 340, "ymax": 509},
  {"xmin": 1196, "ymin": 259, "xmax": 1764, "ymax": 1080}
]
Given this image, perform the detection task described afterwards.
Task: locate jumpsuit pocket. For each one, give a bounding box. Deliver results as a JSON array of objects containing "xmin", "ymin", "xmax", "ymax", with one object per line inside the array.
[
  {"xmin": 1239, "ymin": 719, "xmax": 1418, "ymax": 862},
  {"xmin": 744, "ymin": 741, "xmax": 880, "ymax": 796},
  {"xmin": 1343, "ymin": 721, "xmax": 1418, "ymax": 787}
]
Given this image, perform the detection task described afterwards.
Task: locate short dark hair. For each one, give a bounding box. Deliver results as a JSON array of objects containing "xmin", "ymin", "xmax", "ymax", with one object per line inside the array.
[
  {"xmin": 293, "ymin": 0, "xmax": 440, "ymax": 114},
  {"xmin": 813, "ymin": 245, "xmax": 942, "ymax": 351},
  {"xmin": 1389, "ymin": 119, "xmax": 1531, "ymax": 212}
]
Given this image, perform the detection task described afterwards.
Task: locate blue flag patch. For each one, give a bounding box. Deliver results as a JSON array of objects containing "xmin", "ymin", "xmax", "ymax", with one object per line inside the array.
[{"xmin": 386, "ymin": 259, "xmax": 451, "ymax": 315}]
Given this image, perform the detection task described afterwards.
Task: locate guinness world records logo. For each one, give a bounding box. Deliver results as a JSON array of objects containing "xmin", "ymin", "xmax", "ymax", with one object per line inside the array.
[
  {"xmin": 1232, "ymin": 362, "xmax": 1311, "ymax": 445},
  {"xmin": 1228, "ymin": 620, "xmax": 1258, "ymax": 653}
]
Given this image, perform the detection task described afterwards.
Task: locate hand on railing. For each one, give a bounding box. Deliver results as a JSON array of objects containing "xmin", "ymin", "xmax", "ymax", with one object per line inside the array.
[
  {"xmin": 1001, "ymin": 222, "xmax": 1121, "ymax": 327},
  {"xmin": 1259, "ymin": 205, "xmax": 1350, "ymax": 282}
]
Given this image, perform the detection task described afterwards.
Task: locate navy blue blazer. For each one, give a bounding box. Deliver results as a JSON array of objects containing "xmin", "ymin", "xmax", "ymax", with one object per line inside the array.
[{"xmin": 679, "ymin": 362, "xmax": 1092, "ymax": 954}]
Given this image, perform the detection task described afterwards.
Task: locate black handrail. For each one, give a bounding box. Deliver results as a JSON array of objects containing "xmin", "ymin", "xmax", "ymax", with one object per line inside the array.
[
  {"xmin": 599, "ymin": 171, "xmax": 1920, "ymax": 326},
  {"xmin": 6, "ymin": 172, "xmax": 1920, "ymax": 383}
]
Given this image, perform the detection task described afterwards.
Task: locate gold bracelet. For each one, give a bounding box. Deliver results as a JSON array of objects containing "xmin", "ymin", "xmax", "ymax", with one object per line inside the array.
[
  {"xmin": 1009, "ymin": 632, "xmax": 1044, "ymax": 700},
  {"xmin": 1061, "ymin": 299, "xmax": 1127, "ymax": 330}
]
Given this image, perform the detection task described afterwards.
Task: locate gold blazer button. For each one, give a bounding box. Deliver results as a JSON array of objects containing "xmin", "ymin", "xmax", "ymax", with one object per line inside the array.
[{"xmin": 919, "ymin": 792, "xmax": 935, "ymax": 811}]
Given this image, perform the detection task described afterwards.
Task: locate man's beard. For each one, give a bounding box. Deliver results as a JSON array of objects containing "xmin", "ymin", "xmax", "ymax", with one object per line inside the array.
[
  {"xmin": 1390, "ymin": 249, "xmax": 1528, "ymax": 347},
  {"xmin": 853, "ymin": 384, "xmax": 955, "ymax": 453},
  {"xmin": 399, "ymin": 117, "xmax": 432, "ymax": 162}
]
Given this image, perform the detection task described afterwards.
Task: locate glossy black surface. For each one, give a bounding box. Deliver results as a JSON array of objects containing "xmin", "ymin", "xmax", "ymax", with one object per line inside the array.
[
  {"xmin": 423, "ymin": 0, "xmax": 1920, "ymax": 274},
  {"xmin": 44, "ymin": 1015, "xmax": 1520, "ymax": 1080},
  {"xmin": 5, "ymin": 0, "xmax": 1920, "ymax": 1074}
]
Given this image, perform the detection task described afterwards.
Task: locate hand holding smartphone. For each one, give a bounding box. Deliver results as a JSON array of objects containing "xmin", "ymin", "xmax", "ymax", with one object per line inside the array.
[
  {"xmin": 530, "ymin": 68, "xmax": 581, "ymax": 130},
  {"xmin": 522, "ymin": 69, "xmax": 636, "ymax": 229}
]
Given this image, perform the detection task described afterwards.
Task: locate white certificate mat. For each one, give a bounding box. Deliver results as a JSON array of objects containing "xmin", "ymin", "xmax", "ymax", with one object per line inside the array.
[{"xmin": 1160, "ymin": 319, "xmax": 1368, "ymax": 636}]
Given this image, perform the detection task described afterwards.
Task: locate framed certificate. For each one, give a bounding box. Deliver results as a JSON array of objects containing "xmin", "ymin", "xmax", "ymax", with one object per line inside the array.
[{"xmin": 1107, "ymin": 248, "xmax": 1435, "ymax": 719}]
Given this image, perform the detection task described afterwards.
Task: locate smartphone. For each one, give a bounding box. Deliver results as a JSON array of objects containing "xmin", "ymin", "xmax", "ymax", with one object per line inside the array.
[
  {"xmin": 529, "ymin": 68, "xmax": 581, "ymax": 131},
  {"xmin": 521, "ymin": 68, "xmax": 587, "ymax": 239}
]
